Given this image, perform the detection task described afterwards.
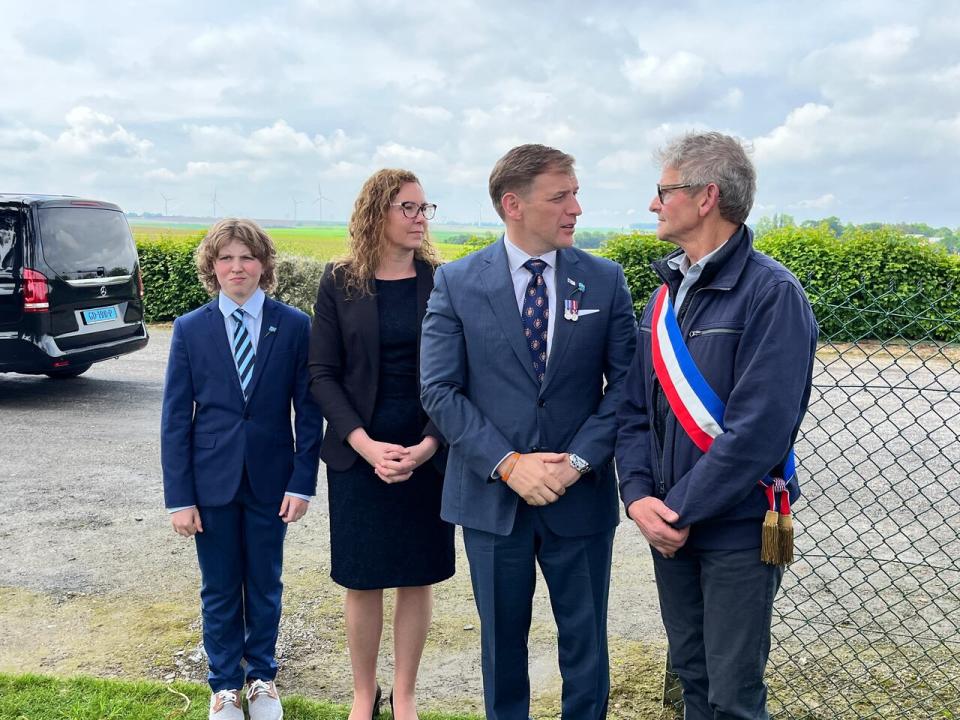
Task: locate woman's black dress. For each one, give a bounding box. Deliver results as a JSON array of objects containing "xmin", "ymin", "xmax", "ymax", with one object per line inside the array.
[{"xmin": 327, "ymin": 277, "xmax": 455, "ymax": 590}]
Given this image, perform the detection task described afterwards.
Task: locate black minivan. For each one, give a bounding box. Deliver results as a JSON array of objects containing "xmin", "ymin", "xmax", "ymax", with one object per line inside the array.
[{"xmin": 0, "ymin": 194, "xmax": 149, "ymax": 378}]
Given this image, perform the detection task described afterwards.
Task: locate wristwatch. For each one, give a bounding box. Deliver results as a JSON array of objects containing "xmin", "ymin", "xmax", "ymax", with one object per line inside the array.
[{"xmin": 569, "ymin": 453, "xmax": 591, "ymax": 475}]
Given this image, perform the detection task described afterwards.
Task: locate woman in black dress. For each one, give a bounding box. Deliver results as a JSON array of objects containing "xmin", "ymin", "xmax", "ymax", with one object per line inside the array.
[{"xmin": 308, "ymin": 169, "xmax": 454, "ymax": 720}]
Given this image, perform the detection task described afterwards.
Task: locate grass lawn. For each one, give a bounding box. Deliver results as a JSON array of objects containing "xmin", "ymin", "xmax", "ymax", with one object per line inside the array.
[
  {"xmin": 130, "ymin": 223, "xmax": 487, "ymax": 262},
  {"xmin": 0, "ymin": 674, "xmax": 482, "ymax": 720}
]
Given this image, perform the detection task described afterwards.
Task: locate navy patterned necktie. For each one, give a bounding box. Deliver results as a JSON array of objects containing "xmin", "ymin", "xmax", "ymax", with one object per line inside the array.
[
  {"xmin": 231, "ymin": 308, "xmax": 255, "ymax": 399},
  {"xmin": 522, "ymin": 258, "xmax": 549, "ymax": 383}
]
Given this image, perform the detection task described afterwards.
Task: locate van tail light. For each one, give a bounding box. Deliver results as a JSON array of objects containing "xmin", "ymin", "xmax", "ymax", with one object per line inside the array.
[
  {"xmin": 22, "ymin": 268, "xmax": 50, "ymax": 312},
  {"xmin": 137, "ymin": 267, "xmax": 144, "ymax": 298}
]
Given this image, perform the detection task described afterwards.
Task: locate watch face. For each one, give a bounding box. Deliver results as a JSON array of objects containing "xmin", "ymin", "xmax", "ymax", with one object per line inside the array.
[{"xmin": 570, "ymin": 454, "xmax": 590, "ymax": 474}]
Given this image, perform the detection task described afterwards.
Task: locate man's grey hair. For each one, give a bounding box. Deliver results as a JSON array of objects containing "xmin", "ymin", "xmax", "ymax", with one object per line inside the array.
[{"xmin": 656, "ymin": 132, "xmax": 756, "ymax": 225}]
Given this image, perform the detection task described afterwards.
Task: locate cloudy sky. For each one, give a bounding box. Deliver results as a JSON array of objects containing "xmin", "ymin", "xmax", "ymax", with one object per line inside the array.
[{"xmin": 1, "ymin": 0, "xmax": 958, "ymax": 228}]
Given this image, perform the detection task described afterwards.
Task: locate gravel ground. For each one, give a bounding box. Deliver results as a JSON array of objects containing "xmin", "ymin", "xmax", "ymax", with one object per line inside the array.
[
  {"xmin": 0, "ymin": 326, "xmax": 666, "ymax": 718},
  {"xmin": 3, "ymin": 329, "xmax": 957, "ymax": 718}
]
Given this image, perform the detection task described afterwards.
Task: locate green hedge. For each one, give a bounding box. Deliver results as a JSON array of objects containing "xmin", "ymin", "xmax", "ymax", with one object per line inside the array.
[
  {"xmin": 139, "ymin": 228, "xmax": 960, "ymax": 342},
  {"xmin": 136, "ymin": 236, "xmax": 325, "ymax": 322},
  {"xmin": 600, "ymin": 226, "xmax": 960, "ymax": 342},
  {"xmin": 137, "ymin": 235, "xmax": 208, "ymax": 322}
]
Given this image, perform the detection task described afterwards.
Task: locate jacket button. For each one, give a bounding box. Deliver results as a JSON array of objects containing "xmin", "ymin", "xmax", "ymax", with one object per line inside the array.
[
  {"xmin": 243, "ymin": 412, "xmax": 251, "ymax": 420},
  {"xmin": 537, "ymin": 399, "xmax": 546, "ymax": 408}
]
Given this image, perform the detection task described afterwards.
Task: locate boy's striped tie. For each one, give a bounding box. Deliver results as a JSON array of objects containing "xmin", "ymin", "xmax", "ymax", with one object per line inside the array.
[{"xmin": 231, "ymin": 308, "xmax": 255, "ymax": 399}]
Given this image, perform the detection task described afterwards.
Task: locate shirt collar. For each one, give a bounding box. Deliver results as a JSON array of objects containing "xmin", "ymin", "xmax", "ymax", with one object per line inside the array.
[
  {"xmin": 667, "ymin": 237, "xmax": 730, "ymax": 278},
  {"xmin": 503, "ymin": 233, "xmax": 557, "ymax": 273},
  {"xmin": 219, "ymin": 287, "xmax": 265, "ymax": 320}
]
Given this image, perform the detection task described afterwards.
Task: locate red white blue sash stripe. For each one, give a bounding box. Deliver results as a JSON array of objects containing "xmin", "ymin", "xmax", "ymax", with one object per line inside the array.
[{"xmin": 650, "ymin": 284, "xmax": 796, "ymax": 491}]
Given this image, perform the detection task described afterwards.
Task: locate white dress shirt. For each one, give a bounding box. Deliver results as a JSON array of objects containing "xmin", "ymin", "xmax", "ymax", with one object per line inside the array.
[
  {"xmin": 219, "ymin": 287, "xmax": 265, "ymax": 354},
  {"xmin": 490, "ymin": 235, "xmax": 562, "ymax": 478},
  {"xmin": 503, "ymin": 233, "xmax": 558, "ymax": 362},
  {"xmin": 667, "ymin": 239, "xmax": 729, "ymax": 311}
]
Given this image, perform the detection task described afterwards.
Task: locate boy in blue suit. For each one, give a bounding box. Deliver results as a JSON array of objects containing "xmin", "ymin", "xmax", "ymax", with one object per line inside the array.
[{"xmin": 161, "ymin": 218, "xmax": 323, "ymax": 720}]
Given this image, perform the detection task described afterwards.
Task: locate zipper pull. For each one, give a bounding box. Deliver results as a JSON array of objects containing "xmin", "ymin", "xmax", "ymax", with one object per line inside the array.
[{"xmin": 688, "ymin": 330, "xmax": 701, "ymax": 338}]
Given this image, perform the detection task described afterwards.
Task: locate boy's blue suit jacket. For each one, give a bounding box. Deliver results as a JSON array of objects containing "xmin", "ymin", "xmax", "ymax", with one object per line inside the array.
[{"xmin": 161, "ymin": 296, "xmax": 323, "ymax": 508}]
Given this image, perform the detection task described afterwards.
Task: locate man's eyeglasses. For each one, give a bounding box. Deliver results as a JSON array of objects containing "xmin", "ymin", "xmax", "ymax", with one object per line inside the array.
[
  {"xmin": 656, "ymin": 183, "xmax": 694, "ymax": 204},
  {"xmin": 391, "ymin": 202, "xmax": 437, "ymax": 220}
]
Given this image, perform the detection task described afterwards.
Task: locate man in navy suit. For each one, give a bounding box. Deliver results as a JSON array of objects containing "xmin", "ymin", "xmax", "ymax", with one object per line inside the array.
[
  {"xmin": 420, "ymin": 144, "xmax": 637, "ymax": 720},
  {"xmin": 161, "ymin": 218, "xmax": 322, "ymax": 720}
]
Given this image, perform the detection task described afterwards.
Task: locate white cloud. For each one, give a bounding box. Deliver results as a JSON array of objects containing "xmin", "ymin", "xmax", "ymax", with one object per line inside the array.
[
  {"xmin": 402, "ymin": 105, "xmax": 454, "ymax": 123},
  {"xmin": 54, "ymin": 107, "xmax": 152, "ymax": 159},
  {"xmin": 0, "ymin": 126, "xmax": 50, "ymax": 151},
  {"xmin": 621, "ymin": 51, "xmax": 710, "ymax": 108},
  {"xmin": 804, "ymin": 25, "xmax": 919, "ymax": 70},
  {"xmin": 597, "ymin": 150, "xmax": 648, "ymax": 174},
  {"xmin": 247, "ymin": 121, "xmax": 317, "ymax": 158},
  {"xmin": 791, "ymin": 193, "xmax": 836, "ymax": 210},
  {"xmin": 373, "ymin": 142, "xmax": 442, "ymax": 168},
  {"xmin": 145, "ymin": 168, "xmax": 178, "ymax": 181},
  {"xmin": 753, "ymin": 104, "xmax": 833, "ymax": 164},
  {"xmin": 0, "ymin": 2, "xmax": 956, "ymax": 224}
]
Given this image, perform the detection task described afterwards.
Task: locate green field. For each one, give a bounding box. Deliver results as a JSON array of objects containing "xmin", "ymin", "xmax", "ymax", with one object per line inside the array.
[{"xmin": 130, "ymin": 222, "xmax": 490, "ymax": 262}]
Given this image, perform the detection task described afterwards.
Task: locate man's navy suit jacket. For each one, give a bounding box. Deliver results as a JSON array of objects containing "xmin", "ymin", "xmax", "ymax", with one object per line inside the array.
[
  {"xmin": 420, "ymin": 239, "xmax": 637, "ymax": 537},
  {"xmin": 161, "ymin": 296, "xmax": 323, "ymax": 508}
]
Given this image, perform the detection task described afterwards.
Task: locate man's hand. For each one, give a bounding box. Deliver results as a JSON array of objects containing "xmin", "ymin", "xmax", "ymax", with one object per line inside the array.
[
  {"xmin": 279, "ymin": 495, "xmax": 310, "ymax": 524},
  {"xmin": 627, "ymin": 497, "xmax": 689, "ymax": 558},
  {"xmin": 500, "ymin": 453, "xmax": 567, "ymax": 506},
  {"xmin": 171, "ymin": 507, "xmax": 203, "ymax": 537},
  {"xmin": 543, "ymin": 453, "xmax": 583, "ymax": 491}
]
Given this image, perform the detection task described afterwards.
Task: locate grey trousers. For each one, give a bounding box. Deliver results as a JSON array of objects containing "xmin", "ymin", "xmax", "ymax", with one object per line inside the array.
[{"xmin": 652, "ymin": 546, "xmax": 784, "ymax": 720}]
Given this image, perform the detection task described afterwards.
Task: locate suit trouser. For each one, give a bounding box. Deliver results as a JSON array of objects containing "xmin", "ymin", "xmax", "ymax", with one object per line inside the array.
[
  {"xmin": 652, "ymin": 546, "xmax": 784, "ymax": 720},
  {"xmin": 463, "ymin": 503, "xmax": 614, "ymax": 720},
  {"xmin": 195, "ymin": 471, "xmax": 287, "ymax": 691}
]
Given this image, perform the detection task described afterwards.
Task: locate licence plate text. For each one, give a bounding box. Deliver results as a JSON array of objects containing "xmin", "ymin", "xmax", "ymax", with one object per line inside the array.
[{"xmin": 83, "ymin": 307, "xmax": 118, "ymax": 324}]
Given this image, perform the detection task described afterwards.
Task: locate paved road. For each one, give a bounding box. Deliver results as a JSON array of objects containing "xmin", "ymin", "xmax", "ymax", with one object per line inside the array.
[{"xmin": 0, "ymin": 327, "xmax": 665, "ymax": 716}]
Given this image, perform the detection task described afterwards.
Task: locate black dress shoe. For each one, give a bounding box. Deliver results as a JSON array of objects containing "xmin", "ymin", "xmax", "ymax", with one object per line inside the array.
[{"xmin": 373, "ymin": 684, "xmax": 382, "ymax": 719}]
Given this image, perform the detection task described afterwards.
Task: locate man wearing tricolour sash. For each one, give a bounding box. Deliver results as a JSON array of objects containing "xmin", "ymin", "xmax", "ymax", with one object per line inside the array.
[{"xmin": 615, "ymin": 132, "xmax": 818, "ymax": 720}]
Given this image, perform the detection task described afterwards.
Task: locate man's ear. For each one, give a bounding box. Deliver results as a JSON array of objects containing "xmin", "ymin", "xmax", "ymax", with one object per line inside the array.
[
  {"xmin": 501, "ymin": 192, "xmax": 523, "ymax": 221},
  {"xmin": 699, "ymin": 183, "xmax": 721, "ymax": 217}
]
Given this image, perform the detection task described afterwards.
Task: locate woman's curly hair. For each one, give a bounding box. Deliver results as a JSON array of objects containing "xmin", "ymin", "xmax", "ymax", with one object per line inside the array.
[
  {"xmin": 334, "ymin": 168, "xmax": 442, "ymax": 297},
  {"xmin": 195, "ymin": 217, "xmax": 277, "ymax": 295}
]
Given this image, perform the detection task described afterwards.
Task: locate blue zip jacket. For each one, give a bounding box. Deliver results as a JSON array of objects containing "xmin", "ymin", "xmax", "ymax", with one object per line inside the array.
[{"xmin": 616, "ymin": 226, "xmax": 818, "ymax": 550}]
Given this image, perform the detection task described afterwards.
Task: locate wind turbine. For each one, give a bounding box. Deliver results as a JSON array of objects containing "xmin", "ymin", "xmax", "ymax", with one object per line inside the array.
[
  {"xmin": 291, "ymin": 195, "xmax": 304, "ymax": 226},
  {"xmin": 160, "ymin": 193, "xmax": 174, "ymax": 217},
  {"xmin": 314, "ymin": 184, "xmax": 333, "ymax": 223},
  {"xmin": 211, "ymin": 188, "xmax": 221, "ymax": 219}
]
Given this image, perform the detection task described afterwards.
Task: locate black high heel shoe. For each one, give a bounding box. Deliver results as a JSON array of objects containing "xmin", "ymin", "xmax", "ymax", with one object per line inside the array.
[{"xmin": 372, "ymin": 684, "xmax": 382, "ymax": 719}]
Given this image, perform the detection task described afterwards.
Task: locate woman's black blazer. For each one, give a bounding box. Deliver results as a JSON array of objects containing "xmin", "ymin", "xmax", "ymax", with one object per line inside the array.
[{"xmin": 308, "ymin": 259, "xmax": 444, "ymax": 471}]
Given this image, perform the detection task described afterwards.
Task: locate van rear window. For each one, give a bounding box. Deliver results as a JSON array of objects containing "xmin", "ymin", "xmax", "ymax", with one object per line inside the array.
[
  {"xmin": 0, "ymin": 209, "xmax": 16, "ymax": 270},
  {"xmin": 38, "ymin": 207, "xmax": 137, "ymax": 278}
]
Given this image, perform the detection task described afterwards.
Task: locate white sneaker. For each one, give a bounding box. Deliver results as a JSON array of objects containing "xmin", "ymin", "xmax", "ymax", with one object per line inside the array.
[
  {"xmin": 247, "ymin": 679, "xmax": 283, "ymax": 720},
  {"xmin": 209, "ymin": 689, "xmax": 244, "ymax": 720}
]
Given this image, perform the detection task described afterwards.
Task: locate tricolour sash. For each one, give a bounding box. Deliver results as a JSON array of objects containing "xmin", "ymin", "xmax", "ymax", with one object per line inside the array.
[{"xmin": 650, "ymin": 284, "xmax": 795, "ymax": 564}]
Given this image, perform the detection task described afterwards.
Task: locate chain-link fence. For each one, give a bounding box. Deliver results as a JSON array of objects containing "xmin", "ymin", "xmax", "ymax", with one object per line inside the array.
[
  {"xmin": 769, "ymin": 283, "xmax": 960, "ymax": 719},
  {"xmin": 664, "ymin": 283, "xmax": 960, "ymax": 718}
]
